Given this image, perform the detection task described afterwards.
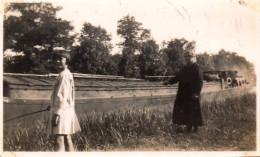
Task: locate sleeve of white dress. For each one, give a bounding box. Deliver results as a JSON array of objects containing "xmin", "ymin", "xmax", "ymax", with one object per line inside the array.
[{"xmin": 53, "ymin": 74, "xmax": 71, "ymax": 115}]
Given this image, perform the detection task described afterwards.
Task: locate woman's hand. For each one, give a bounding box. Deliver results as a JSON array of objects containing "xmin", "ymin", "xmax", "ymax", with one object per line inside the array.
[
  {"xmin": 192, "ymin": 93, "xmax": 199, "ymax": 100},
  {"xmin": 52, "ymin": 114, "xmax": 60, "ymax": 126}
]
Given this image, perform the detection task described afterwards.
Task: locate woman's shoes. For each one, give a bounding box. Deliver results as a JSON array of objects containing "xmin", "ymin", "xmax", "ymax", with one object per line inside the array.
[{"xmin": 186, "ymin": 125, "xmax": 198, "ymax": 133}]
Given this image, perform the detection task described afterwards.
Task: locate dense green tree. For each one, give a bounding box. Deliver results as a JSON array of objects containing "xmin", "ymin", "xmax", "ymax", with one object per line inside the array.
[
  {"xmin": 70, "ymin": 22, "xmax": 113, "ymax": 75},
  {"xmin": 212, "ymin": 49, "xmax": 252, "ymax": 71},
  {"xmin": 162, "ymin": 38, "xmax": 196, "ymax": 75},
  {"xmin": 4, "ymin": 3, "xmax": 75, "ymax": 74},
  {"xmin": 109, "ymin": 54, "xmax": 122, "ymax": 76},
  {"xmin": 212, "ymin": 49, "xmax": 230, "ymax": 70},
  {"xmin": 4, "ymin": 4, "xmax": 255, "ymax": 80},
  {"xmin": 196, "ymin": 53, "xmax": 215, "ymax": 71},
  {"xmin": 138, "ymin": 39, "xmax": 166, "ymax": 77},
  {"xmin": 212, "ymin": 49, "xmax": 255, "ymax": 81},
  {"xmin": 117, "ymin": 15, "xmax": 151, "ymax": 78}
]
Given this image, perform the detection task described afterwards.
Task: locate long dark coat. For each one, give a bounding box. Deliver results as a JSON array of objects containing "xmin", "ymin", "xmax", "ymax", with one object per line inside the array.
[{"xmin": 168, "ymin": 63, "xmax": 203, "ymax": 126}]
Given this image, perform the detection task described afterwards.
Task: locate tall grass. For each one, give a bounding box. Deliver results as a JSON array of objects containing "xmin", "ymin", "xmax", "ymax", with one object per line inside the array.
[{"xmin": 4, "ymin": 92, "xmax": 256, "ymax": 151}]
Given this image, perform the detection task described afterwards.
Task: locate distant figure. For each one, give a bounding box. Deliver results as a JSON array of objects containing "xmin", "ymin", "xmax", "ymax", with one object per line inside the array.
[
  {"xmin": 164, "ymin": 51, "xmax": 203, "ymax": 133},
  {"xmin": 46, "ymin": 52, "xmax": 81, "ymax": 151}
]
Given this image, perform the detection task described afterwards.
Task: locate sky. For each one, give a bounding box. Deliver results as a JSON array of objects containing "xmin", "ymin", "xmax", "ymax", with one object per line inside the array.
[{"xmin": 50, "ymin": 0, "xmax": 260, "ymax": 65}]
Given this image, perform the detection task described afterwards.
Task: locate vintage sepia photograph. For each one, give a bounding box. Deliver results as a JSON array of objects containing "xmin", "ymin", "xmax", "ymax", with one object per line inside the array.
[{"xmin": 1, "ymin": 0, "xmax": 259, "ymax": 156}]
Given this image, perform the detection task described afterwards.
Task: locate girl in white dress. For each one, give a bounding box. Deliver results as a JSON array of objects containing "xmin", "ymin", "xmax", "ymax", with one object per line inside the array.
[{"xmin": 46, "ymin": 52, "xmax": 81, "ymax": 151}]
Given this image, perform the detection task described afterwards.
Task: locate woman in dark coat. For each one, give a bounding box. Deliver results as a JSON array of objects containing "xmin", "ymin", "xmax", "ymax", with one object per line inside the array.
[{"xmin": 164, "ymin": 52, "xmax": 203, "ymax": 133}]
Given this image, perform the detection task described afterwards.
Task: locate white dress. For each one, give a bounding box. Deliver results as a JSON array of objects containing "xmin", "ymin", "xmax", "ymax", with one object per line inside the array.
[{"xmin": 45, "ymin": 69, "xmax": 81, "ymax": 135}]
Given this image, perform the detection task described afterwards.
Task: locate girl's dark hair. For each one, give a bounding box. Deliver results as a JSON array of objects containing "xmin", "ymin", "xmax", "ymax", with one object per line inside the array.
[{"xmin": 60, "ymin": 51, "xmax": 71, "ymax": 64}]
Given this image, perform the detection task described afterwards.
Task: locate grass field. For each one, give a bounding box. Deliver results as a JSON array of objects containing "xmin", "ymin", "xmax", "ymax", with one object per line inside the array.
[{"xmin": 3, "ymin": 91, "xmax": 256, "ymax": 151}]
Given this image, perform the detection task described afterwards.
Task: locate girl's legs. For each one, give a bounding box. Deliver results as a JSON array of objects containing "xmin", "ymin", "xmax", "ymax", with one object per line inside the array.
[
  {"xmin": 64, "ymin": 135, "xmax": 74, "ymax": 151},
  {"xmin": 55, "ymin": 135, "xmax": 65, "ymax": 151}
]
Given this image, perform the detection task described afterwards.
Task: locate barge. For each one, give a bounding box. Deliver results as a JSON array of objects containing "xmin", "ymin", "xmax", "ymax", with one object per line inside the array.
[{"xmin": 3, "ymin": 73, "xmax": 251, "ymax": 126}]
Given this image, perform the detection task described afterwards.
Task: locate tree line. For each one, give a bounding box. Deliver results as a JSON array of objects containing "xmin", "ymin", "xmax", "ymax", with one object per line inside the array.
[{"xmin": 4, "ymin": 3, "xmax": 255, "ymax": 80}]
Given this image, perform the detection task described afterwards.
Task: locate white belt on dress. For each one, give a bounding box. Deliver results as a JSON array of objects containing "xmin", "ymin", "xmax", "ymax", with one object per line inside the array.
[{"xmin": 50, "ymin": 107, "xmax": 73, "ymax": 112}]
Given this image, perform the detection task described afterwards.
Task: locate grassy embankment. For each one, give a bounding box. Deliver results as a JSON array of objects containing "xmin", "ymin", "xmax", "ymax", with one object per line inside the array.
[{"xmin": 4, "ymin": 91, "xmax": 256, "ymax": 151}]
